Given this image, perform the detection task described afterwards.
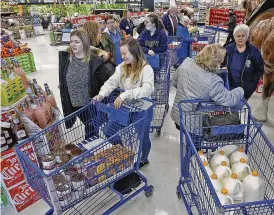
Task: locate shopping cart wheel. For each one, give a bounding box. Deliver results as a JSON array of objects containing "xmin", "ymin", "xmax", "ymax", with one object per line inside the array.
[
  {"xmin": 156, "ymin": 129, "xmax": 161, "ymax": 136},
  {"xmin": 145, "ymin": 185, "xmax": 154, "ymax": 197},
  {"xmin": 165, "ymin": 104, "xmax": 169, "ymax": 112},
  {"xmin": 176, "ymin": 186, "xmax": 181, "ymax": 199}
]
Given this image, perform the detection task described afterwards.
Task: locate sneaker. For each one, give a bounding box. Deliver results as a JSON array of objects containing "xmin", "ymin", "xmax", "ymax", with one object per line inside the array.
[{"xmin": 139, "ymin": 161, "xmax": 150, "ymax": 169}]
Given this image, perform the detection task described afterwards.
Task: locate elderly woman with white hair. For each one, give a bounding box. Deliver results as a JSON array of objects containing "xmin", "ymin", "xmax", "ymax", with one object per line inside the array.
[
  {"xmin": 171, "ymin": 44, "xmax": 244, "ymax": 132},
  {"xmin": 223, "ymin": 24, "xmax": 264, "ymax": 100},
  {"xmin": 175, "ymin": 15, "xmax": 197, "ymax": 67}
]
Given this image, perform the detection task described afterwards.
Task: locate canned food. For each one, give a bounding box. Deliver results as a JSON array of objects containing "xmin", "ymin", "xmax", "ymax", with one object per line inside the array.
[
  {"xmin": 56, "ymin": 182, "xmax": 71, "ymax": 198},
  {"xmin": 65, "ymin": 144, "xmax": 77, "ymax": 154},
  {"xmin": 53, "ymin": 174, "xmax": 66, "ymax": 186},
  {"xmin": 64, "ymin": 166, "xmax": 78, "ymax": 181},
  {"xmin": 71, "ymin": 173, "xmax": 85, "ymax": 191},
  {"xmin": 42, "ymin": 154, "xmax": 56, "ymax": 174},
  {"xmin": 71, "ymin": 148, "xmax": 83, "ymax": 157},
  {"xmin": 60, "ymin": 153, "xmax": 71, "ymax": 163},
  {"xmin": 54, "ymin": 148, "xmax": 65, "ymax": 163},
  {"xmin": 59, "ymin": 197, "xmax": 69, "ymax": 207}
]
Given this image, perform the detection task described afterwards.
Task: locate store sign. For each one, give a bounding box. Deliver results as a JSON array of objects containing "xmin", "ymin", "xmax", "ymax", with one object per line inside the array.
[
  {"xmin": 8, "ymin": 181, "xmax": 40, "ymax": 212},
  {"xmin": 1, "ymin": 142, "xmax": 38, "ymax": 189}
]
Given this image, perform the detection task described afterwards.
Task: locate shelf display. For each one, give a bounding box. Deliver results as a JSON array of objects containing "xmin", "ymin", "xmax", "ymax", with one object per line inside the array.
[{"xmin": 208, "ymin": 8, "xmax": 246, "ymax": 26}]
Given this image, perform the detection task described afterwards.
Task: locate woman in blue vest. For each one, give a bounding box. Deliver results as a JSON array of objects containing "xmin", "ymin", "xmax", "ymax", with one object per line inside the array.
[
  {"xmin": 119, "ymin": 10, "xmax": 135, "ymax": 37},
  {"xmin": 176, "ymin": 16, "xmax": 197, "ymax": 67}
]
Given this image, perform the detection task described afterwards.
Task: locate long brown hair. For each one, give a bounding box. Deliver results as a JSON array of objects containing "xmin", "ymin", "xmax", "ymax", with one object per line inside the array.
[
  {"xmin": 68, "ymin": 30, "xmax": 91, "ymax": 62},
  {"xmin": 120, "ymin": 39, "xmax": 147, "ymax": 82},
  {"xmin": 82, "ymin": 21, "xmax": 100, "ymax": 47}
]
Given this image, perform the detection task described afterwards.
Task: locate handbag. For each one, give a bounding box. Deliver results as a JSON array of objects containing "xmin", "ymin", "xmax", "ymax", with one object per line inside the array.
[{"xmin": 202, "ymin": 111, "xmax": 245, "ymax": 141}]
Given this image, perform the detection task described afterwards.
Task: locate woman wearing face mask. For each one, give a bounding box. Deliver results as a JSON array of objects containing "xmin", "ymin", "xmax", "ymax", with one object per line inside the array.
[
  {"xmin": 222, "ymin": 24, "xmax": 264, "ymax": 100},
  {"xmin": 59, "ymin": 30, "xmax": 114, "ymax": 134},
  {"xmin": 138, "ymin": 14, "xmax": 168, "ymax": 56},
  {"xmin": 93, "ymin": 39, "xmax": 154, "ymax": 168}
]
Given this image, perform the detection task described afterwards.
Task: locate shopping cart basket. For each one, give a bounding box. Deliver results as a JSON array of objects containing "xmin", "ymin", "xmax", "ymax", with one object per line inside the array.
[
  {"xmin": 145, "ymin": 52, "xmax": 171, "ymax": 135},
  {"xmin": 15, "ymin": 91, "xmax": 155, "ymax": 215},
  {"xmin": 168, "ymin": 36, "xmax": 182, "ymax": 68},
  {"xmin": 176, "ymin": 99, "xmax": 274, "ymax": 215}
]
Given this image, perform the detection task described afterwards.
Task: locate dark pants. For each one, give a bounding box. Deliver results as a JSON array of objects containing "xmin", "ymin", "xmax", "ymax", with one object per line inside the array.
[
  {"xmin": 224, "ymin": 31, "xmax": 234, "ymax": 47},
  {"xmin": 73, "ymin": 106, "xmax": 97, "ymax": 139}
]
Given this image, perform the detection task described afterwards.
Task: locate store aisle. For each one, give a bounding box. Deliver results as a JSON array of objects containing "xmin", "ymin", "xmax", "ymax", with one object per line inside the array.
[{"xmin": 4, "ymin": 33, "xmax": 273, "ymax": 215}]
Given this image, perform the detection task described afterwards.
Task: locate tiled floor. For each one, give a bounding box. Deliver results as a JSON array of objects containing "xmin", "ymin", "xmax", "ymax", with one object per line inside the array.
[{"xmin": 3, "ymin": 32, "xmax": 273, "ymax": 215}]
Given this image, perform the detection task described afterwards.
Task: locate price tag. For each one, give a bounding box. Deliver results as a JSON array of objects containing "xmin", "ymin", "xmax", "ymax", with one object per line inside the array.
[
  {"xmin": 0, "ymin": 79, "xmax": 8, "ymax": 86},
  {"xmin": 9, "ymin": 73, "xmax": 15, "ymax": 80},
  {"xmin": 17, "ymin": 130, "xmax": 27, "ymax": 139}
]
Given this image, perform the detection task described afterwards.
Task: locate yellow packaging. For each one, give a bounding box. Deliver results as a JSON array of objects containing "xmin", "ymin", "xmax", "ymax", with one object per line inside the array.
[{"xmin": 1, "ymin": 75, "xmax": 14, "ymax": 106}]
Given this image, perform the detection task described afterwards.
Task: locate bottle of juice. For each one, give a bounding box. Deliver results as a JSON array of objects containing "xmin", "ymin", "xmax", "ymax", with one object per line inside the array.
[
  {"xmin": 45, "ymin": 87, "xmax": 57, "ymax": 109},
  {"xmin": 21, "ymin": 102, "xmax": 35, "ymax": 122},
  {"xmin": 41, "ymin": 95, "xmax": 52, "ymax": 121},
  {"xmin": 11, "ymin": 114, "xmax": 28, "ymax": 142},
  {"xmin": 34, "ymin": 98, "xmax": 51, "ymax": 129}
]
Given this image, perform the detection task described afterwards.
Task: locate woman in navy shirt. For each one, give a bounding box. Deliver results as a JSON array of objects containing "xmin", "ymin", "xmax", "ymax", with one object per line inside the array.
[
  {"xmin": 119, "ymin": 10, "xmax": 135, "ymax": 37},
  {"xmin": 138, "ymin": 14, "xmax": 168, "ymax": 56},
  {"xmin": 223, "ymin": 24, "xmax": 264, "ymax": 100}
]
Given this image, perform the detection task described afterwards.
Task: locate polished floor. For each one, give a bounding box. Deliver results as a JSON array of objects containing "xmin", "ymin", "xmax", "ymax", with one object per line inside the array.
[{"xmin": 3, "ymin": 32, "xmax": 274, "ymax": 215}]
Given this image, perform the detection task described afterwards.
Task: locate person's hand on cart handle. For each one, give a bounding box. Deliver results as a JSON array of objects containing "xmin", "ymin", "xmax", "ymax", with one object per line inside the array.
[
  {"xmin": 92, "ymin": 95, "xmax": 104, "ymax": 102},
  {"xmin": 148, "ymin": 50, "xmax": 155, "ymax": 56},
  {"xmin": 114, "ymin": 96, "xmax": 124, "ymax": 109}
]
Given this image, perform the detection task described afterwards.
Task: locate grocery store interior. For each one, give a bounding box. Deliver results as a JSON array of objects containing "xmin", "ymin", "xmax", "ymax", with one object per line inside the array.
[{"xmin": 1, "ymin": 0, "xmax": 274, "ymax": 215}]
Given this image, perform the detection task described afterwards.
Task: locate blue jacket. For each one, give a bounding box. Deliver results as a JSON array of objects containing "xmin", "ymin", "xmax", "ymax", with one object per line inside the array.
[
  {"xmin": 162, "ymin": 13, "xmax": 178, "ymax": 36},
  {"xmin": 138, "ymin": 29, "xmax": 168, "ymax": 54},
  {"xmin": 119, "ymin": 18, "xmax": 134, "ymax": 36},
  {"xmin": 176, "ymin": 23, "xmax": 195, "ymax": 59},
  {"xmin": 223, "ymin": 42, "xmax": 264, "ymax": 100}
]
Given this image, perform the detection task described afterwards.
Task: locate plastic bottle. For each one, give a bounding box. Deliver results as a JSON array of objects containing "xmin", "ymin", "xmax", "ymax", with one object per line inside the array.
[
  {"xmin": 230, "ymin": 147, "xmax": 248, "ymax": 165},
  {"xmin": 198, "ymin": 150, "xmax": 208, "ymax": 163},
  {"xmin": 217, "ymin": 188, "xmax": 234, "ymax": 206},
  {"xmin": 210, "ymin": 150, "xmax": 230, "ymax": 170},
  {"xmin": 203, "ymin": 161, "xmax": 213, "ymax": 176},
  {"xmin": 223, "ymin": 173, "xmax": 243, "ymax": 204},
  {"xmin": 33, "ymin": 98, "xmax": 51, "ymax": 129},
  {"xmin": 231, "ymin": 158, "xmax": 251, "ymax": 181},
  {"xmin": 214, "ymin": 161, "xmax": 232, "ymax": 181},
  {"xmin": 210, "ymin": 174, "xmax": 222, "ymax": 192},
  {"xmin": 242, "ymin": 171, "xmax": 265, "ymax": 203}
]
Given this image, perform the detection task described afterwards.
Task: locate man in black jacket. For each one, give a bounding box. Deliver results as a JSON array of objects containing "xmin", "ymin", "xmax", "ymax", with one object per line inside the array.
[{"xmin": 223, "ymin": 9, "xmax": 237, "ymax": 47}]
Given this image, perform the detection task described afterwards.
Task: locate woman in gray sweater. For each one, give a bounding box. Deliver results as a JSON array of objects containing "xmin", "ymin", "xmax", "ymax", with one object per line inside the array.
[{"xmin": 171, "ymin": 44, "xmax": 244, "ymax": 131}]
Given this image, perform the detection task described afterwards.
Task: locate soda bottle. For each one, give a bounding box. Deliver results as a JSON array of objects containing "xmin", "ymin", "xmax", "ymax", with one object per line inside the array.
[{"xmin": 45, "ymin": 87, "xmax": 57, "ymax": 109}]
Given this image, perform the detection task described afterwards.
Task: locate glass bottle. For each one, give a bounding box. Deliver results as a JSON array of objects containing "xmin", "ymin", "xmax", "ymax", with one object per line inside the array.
[
  {"xmin": 41, "ymin": 95, "xmax": 52, "ymax": 121},
  {"xmin": 21, "ymin": 102, "xmax": 35, "ymax": 122},
  {"xmin": 45, "ymin": 87, "xmax": 57, "ymax": 109},
  {"xmin": 34, "ymin": 99, "xmax": 51, "ymax": 129},
  {"xmin": 11, "ymin": 114, "xmax": 28, "ymax": 142}
]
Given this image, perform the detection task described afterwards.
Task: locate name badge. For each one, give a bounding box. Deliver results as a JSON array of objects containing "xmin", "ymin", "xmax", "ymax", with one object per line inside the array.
[
  {"xmin": 126, "ymin": 26, "xmax": 129, "ymax": 29},
  {"xmin": 246, "ymin": 60, "xmax": 251, "ymax": 68}
]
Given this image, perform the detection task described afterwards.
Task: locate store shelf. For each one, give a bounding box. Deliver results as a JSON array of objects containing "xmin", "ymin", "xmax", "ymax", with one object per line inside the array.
[{"xmin": 1, "ymin": 11, "xmax": 15, "ymax": 16}]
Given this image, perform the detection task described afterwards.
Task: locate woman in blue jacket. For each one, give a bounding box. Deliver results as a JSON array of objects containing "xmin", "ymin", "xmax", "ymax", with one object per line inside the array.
[
  {"xmin": 138, "ymin": 14, "xmax": 168, "ymax": 56},
  {"xmin": 222, "ymin": 24, "xmax": 264, "ymax": 100},
  {"xmin": 176, "ymin": 16, "xmax": 197, "ymax": 67},
  {"xmin": 119, "ymin": 10, "xmax": 135, "ymax": 37}
]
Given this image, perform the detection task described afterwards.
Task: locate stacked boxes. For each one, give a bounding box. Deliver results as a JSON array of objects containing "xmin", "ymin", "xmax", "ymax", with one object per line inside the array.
[
  {"xmin": 28, "ymin": 52, "xmax": 36, "ymax": 72},
  {"xmin": 4, "ymin": 53, "xmax": 36, "ymax": 74}
]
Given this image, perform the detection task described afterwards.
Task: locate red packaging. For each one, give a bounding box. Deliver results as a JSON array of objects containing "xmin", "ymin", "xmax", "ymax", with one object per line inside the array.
[
  {"xmin": 256, "ymin": 78, "xmax": 264, "ymax": 93},
  {"xmin": 1, "ymin": 142, "xmax": 38, "ymax": 189},
  {"xmin": 8, "ymin": 181, "xmax": 40, "ymax": 212}
]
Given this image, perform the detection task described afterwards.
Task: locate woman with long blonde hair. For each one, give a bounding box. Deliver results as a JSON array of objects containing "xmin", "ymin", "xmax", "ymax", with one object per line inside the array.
[{"xmin": 94, "ymin": 39, "xmax": 154, "ymax": 168}]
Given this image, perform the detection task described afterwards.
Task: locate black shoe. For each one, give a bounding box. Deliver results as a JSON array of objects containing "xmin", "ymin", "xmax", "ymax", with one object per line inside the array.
[{"xmin": 139, "ymin": 161, "xmax": 150, "ymax": 169}]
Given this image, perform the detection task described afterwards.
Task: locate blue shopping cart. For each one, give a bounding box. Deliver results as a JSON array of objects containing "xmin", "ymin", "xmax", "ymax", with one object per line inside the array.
[
  {"xmin": 176, "ymin": 99, "xmax": 274, "ymax": 214},
  {"xmin": 15, "ymin": 91, "xmax": 155, "ymax": 215},
  {"xmin": 145, "ymin": 52, "xmax": 171, "ymax": 135},
  {"xmin": 168, "ymin": 36, "xmax": 183, "ymax": 68}
]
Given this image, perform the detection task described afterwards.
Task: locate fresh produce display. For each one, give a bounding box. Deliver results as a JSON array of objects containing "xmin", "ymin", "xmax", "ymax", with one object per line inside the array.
[{"xmin": 194, "ymin": 147, "xmax": 266, "ymax": 206}]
